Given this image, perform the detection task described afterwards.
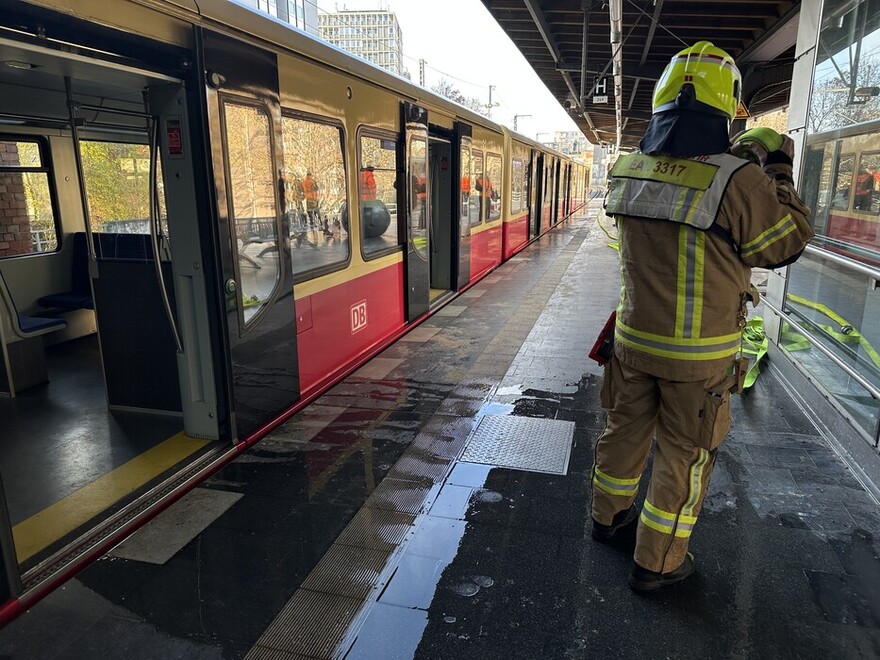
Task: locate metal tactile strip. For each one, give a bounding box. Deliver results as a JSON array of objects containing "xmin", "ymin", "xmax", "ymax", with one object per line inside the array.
[
  {"xmin": 334, "ymin": 507, "xmax": 415, "ymax": 551},
  {"xmin": 245, "ymin": 644, "xmax": 313, "ymax": 659},
  {"xmin": 247, "ymin": 589, "xmax": 362, "ymax": 659},
  {"xmin": 460, "ymin": 415, "xmax": 575, "ymax": 475},
  {"xmin": 386, "ymin": 451, "xmax": 451, "ymax": 483},
  {"xmin": 301, "ymin": 543, "xmax": 390, "ymax": 599},
  {"xmin": 364, "ymin": 478, "xmax": 433, "ymax": 515}
]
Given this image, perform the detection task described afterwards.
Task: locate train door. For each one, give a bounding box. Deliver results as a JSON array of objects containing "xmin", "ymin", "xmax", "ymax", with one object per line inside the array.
[
  {"xmin": 401, "ymin": 102, "xmax": 430, "ymax": 321},
  {"xmin": 201, "ymin": 31, "xmax": 299, "ymax": 439},
  {"xmin": 0, "ymin": 8, "xmax": 221, "ymax": 580},
  {"xmin": 530, "ymin": 150, "xmax": 543, "ymax": 239},
  {"xmin": 428, "ymin": 134, "xmax": 454, "ymax": 302},
  {"xmin": 455, "ymin": 122, "xmax": 473, "ymax": 289}
]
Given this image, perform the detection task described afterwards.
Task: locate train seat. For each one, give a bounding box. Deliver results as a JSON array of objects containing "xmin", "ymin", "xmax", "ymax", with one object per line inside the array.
[
  {"xmin": 0, "ymin": 270, "xmax": 68, "ymax": 341},
  {"xmin": 38, "ymin": 232, "xmax": 94, "ymax": 311}
]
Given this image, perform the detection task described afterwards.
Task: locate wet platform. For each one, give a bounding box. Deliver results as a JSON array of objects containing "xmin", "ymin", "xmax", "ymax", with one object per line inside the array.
[{"xmin": 2, "ymin": 209, "xmax": 880, "ymax": 659}]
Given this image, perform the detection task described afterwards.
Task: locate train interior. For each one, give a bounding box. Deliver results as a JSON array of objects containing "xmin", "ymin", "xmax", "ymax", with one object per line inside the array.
[
  {"xmin": 428, "ymin": 135, "xmax": 454, "ymax": 303},
  {"xmin": 0, "ymin": 36, "xmax": 220, "ymax": 575}
]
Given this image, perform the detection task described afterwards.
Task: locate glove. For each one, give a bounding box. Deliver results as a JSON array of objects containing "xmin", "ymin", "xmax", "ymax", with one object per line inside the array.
[{"xmin": 731, "ymin": 127, "xmax": 787, "ymax": 167}]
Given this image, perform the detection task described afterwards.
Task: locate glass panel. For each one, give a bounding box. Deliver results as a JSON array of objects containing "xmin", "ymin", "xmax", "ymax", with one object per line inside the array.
[
  {"xmin": 80, "ymin": 140, "xmax": 157, "ymax": 235},
  {"xmin": 0, "ymin": 139, "xmax": 58, "ymax": 257},
  {"xmin": 281, "ymin": 115, "xmax": 349, "ymax": 278},
  {"xmin": 223, "ymin": 102, "xmax": 279, "ymax": 323},
  {"xmin": 789, "ymin": 0, "xmax": 880, "ymax": 439},
  {"xmin": 409, "ymin": 135, "xmax": 428, "ymax": 259},
  {"xmin": 460, "ymin": 145, "xmax": 472, "ymax": 221},
  {"xmin": 359, "ymin": 135, "xmax": 399, "ymax": 258},
  {"xmin": 485, "ymin": 153, "xmax": 502, "ymax": 221},
  {"xmin": 471, "ymin": 151, "xmax": 483, "ymax": 227},
  {"xmin": 511, "ymin": 159, "xmax": 523, "ymax": 214}
]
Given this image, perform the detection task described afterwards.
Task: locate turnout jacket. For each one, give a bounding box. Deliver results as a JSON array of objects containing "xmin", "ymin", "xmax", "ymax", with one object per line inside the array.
[{"xmin": 604, "ymin": 152, "xmax": 813, "ymax": 381}]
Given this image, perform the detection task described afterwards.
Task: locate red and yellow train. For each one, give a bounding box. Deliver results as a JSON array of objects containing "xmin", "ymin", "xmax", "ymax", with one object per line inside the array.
[{"xmin": 0, "ymin": 0, "xmax": 588, "ymax": 614}]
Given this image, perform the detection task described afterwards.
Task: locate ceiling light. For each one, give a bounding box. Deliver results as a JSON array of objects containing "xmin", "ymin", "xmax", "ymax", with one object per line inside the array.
[{"xmin": 3, "ymin": 60, "xmax": 35, "ymax": 70}]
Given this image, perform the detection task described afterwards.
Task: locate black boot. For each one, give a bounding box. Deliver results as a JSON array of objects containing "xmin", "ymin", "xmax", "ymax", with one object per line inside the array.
[
  {"xmin": 591, "ymin": 505, "xmax": 638, "ymax": 541},
  {"xmin": 629, "ymin": 552, "xmax": 695, "ymax": 593}
]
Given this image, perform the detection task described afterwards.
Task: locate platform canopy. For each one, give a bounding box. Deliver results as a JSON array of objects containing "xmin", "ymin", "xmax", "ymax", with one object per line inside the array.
[{"xmin": 480, "ymin": 0, "xmax": 800, "ymax": 149}]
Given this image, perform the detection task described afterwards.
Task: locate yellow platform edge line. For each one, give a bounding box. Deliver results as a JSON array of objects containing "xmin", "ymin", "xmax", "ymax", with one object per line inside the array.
[{"xmin": 13, "ymin": 432, "xmax": 210, "ymax": 563}]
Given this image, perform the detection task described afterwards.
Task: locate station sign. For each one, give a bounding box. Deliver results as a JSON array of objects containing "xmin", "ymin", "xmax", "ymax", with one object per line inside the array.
[{"xmin": 593, "ymin": 76, "xmax": 609, "ymax": 104}]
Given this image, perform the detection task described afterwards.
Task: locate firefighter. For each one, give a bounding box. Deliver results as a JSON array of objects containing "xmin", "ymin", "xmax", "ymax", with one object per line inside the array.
[
  {"xmin": 591, "ymin": 41, "xmax": 813, "ymax": 592},
  {"xmin": 303, "ymin": 171, "xmax": 320, "ymax": 226}
]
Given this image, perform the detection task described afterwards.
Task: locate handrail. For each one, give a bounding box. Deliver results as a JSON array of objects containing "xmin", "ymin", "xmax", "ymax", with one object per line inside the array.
[
  {"xmin": 804, "ymin": 244, "xmax": 880, "ymax": 282},
  {"xmin": 148, "ymin": 119, "xmax": 183, "ymax": 353},
  {"xmin": 762, "ymin": 297, "xmax": 880, "ymax": 402}
]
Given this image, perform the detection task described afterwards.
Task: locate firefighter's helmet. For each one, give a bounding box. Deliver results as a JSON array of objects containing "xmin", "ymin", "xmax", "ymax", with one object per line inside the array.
[{"xmin": 652, "ymin": 41, "xmax": 741, "ymax": 121}]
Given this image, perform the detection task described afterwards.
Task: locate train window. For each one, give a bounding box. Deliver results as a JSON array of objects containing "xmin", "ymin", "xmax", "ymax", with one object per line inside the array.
[
  {"xmin": 0, "ymin": 137, "xmax": 58, "ymax": 258},
  {"xmin": 80, "ymin": 140, "xmax": 163, "ymax": 235},
  {"xmin": 409, "ymin": 135, "xmax": 428, "ymax": 260},
  {"xmin": 511, "ymin": 158, "xmax": 524, "ymax": 214},
  {"xmin": 281, "ymin": 114, "xmax": 349, "ymax": 280},
  {"xmin": 471, "ymin": 150, "xmax": 484, "ymax": 227},
  {"xmin": 486, "ymin": 153, "xmax": 502, "ymax": 221},
  {"xmin": 358, "ymin": 133, "xmax": 400, "ymax": 258},
  {"xmin": 460, "ymin": 145, "xmax": 472, "ymax": 222},
  {"xmin": 830, "ymin": 153, "xmax": 854, "ymax": 211},
  {"xmin": 222, "ymin": 101, "xmax": 280, "ymax": 324},
  {"xmin": 855, "ymin": 152, "xmax": 880, "ymax": 215}
]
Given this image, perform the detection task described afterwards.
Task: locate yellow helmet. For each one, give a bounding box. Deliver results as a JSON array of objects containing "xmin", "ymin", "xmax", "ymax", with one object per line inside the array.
[{"xmin": 652, "ymin": 41, "xmax": 741, "ymax": 120}]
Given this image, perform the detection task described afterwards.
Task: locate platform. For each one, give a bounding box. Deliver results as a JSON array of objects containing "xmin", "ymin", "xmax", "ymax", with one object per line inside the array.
[{"xmin": 1, "ymin": 208, "xmax": 879, "ymax": 659}]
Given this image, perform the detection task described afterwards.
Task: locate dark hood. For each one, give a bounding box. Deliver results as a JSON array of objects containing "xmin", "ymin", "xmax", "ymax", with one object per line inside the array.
[{"xmin": 638, "ymin": 110, "xmax": 731, "ymax": 157}]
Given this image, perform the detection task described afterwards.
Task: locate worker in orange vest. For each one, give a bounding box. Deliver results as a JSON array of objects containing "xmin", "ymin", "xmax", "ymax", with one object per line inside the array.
[
  {"xmin": 303, "ymin": 171, "xmax": 320, "ymax": 227},
  {"xmin": 361, "ymin": 166, "xmax": 377, "ymax": 201}
]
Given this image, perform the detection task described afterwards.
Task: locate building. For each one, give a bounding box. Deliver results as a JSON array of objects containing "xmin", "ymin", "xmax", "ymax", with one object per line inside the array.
[
  {"xmin": 242, "ymin": 0, "xmax": 319, "ymax": 36},
  {"xmin": 552, "ymin": 130, "xmax": 589, "ymax": 156},
  {"xmin": 318, "ymin": 9, "xmax": 407, "ymax": 78}
]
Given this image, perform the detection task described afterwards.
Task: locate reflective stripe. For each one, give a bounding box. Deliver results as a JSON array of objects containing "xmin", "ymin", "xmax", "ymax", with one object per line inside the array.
[
  {"xmin": 615, "ymin": 319, "xmax": 741, "ymax": 360},
  {"xmin": 682, "ymin": 449, "xmax": 710, "ymax": 516},
  {"xmin": 605, "ymin": 153, "xmax": 747, "ymax": 230},
  {"xmin": 640, "ymin": 499, "xmax": 696, "ymax": 538},
  {"xmin": 593, "ymin": 467, "xmax": 641, "ymax": 497},
  {"xmin": 674, "ymin": 227, "xmax": 704, "ymax": 339},
  {"xmin": 740, "ymin": 214, "xmax": 796, "ymax": 257}
]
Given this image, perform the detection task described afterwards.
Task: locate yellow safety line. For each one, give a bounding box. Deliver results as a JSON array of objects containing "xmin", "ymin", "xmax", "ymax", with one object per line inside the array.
[{"xmin": 13, "ymin": 432, "xmax": 209, "ymax": 563}]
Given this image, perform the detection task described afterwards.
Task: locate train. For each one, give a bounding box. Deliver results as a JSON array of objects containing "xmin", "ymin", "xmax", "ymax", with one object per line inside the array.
[
  {"xmin": 801, "ymin": 119, "xmax": 880, "ymax": 260},
  {"xmin": 0, "ymin": 0, "xmax": 588, "ymax": 609}
]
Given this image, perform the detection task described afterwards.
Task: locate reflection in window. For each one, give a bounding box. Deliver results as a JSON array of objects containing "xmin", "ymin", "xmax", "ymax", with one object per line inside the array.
[
  {"xmin": 855, "ymin": 152, "xmax": 880, "ymax": 215},
  {"xmin": 471, "ymin": 151, "xmax": 483, "ymax": 227},
  {"xmin": 281, "ymin": 115, "xmax": 349, "ymax": 278},
  {"xmin": 0, "ymin": 138, "xmax": 58, "ymax": 258},
  {"xmin": 359, "ymin": 134, "xmax": 399, "ymax": 258},
  {"xmin": 223, "ymin": 101, "xmax": 279, "ymax": 324},
  {"xmin": 511, "ymin": 158, "xmax": 524, "ymax": 214},
  {"xmin": 486, "ymin": 153, "xmax": 502, "ymax": 221},
  {"xmin": 460, "ymin": 146, "xmax": 472, "ymax": 223},
  {"xmin": 831, "ymin": 153, "xmax": 853, "ymax": 211},
  {"xmin": 409, "ymin": 136, "xmax": 428, "ymax": 260}
]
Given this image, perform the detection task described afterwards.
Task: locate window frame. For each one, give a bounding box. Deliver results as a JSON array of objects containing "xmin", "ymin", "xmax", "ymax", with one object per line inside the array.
[
  {"xmin": 356, "ymin": 126, "xmax": 403, "ymax": 262},
  {"xmin": 219, "ymin": 94, "xmax": 284, "ymax": 333},
  {"xmin": 280, "ymin": 108, "xmax": 352, "ymax": 285},
  {"xmin": 485, "ymin": 151, "xmax": 503, "ymax": 223},
  {"xmin": 0, "ymin": 134, "xmax": 62, "ymax": 260}
]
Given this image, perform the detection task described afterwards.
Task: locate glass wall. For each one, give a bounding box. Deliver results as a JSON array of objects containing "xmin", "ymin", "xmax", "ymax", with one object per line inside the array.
[{"xmin": 791, "ymin": 0, "xmax": 880, "ymax": 442}]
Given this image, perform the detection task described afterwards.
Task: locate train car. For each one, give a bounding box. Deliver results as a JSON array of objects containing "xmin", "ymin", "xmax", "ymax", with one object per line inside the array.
[
  {"xmin": 801, "ymin": 120, "xmax": 880, "ymax": 262},
  {"xmin": 0, "ymin": 0, "xmax": 587, "ymax": 611}
]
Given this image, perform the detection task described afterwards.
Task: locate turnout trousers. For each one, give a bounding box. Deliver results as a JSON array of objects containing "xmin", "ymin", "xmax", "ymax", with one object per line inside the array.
[{"xmin": 591, "ymin": 355, "xmax": 734, "ymax": 573}]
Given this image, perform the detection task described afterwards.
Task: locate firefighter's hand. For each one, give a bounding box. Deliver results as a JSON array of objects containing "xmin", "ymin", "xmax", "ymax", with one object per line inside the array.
[{"xmin": 731, "ymin": 127, "xmax": 785, "ymax": 166}]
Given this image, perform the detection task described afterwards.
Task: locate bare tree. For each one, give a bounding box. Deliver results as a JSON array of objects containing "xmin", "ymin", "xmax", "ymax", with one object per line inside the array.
[{"xmin": 431, "ymin": 78, "xmax": 486, "ymax": 116}]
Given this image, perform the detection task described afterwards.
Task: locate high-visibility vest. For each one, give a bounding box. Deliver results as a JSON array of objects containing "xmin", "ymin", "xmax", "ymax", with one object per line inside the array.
[
  {"xmin": 303, "ymin": 176, "xmax": 319, "ymax": 201},
  {"xmin": 361, "ymin": 170, "xmax": 377, "ymax": 200}
]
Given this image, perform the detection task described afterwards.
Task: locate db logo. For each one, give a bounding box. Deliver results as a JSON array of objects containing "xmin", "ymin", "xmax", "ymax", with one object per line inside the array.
[{"xmin": 350, "ymin": 300, "xmax": 368, "ymax": 334}]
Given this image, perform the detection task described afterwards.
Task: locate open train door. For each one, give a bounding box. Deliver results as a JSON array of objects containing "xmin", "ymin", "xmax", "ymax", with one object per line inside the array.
[
  {"xmin": 401, "ymin": 102, "xmax": 430, "ymax": 321},
  {"xmin": 530, "ymin": 150, "xmax": 543, "ymax": 238},
  {"xmin": 201, "ymin": 30, "xmax": 300, "ymax": 440},
  {"xmin": 454, "ymin": 121, "xmax": 473, "ymax": 290}
]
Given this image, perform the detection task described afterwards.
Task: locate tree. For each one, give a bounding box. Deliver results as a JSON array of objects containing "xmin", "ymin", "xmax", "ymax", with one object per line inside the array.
[{"xmin": 431, "ymin": 78, "xmax": 486, "ymax": 116}]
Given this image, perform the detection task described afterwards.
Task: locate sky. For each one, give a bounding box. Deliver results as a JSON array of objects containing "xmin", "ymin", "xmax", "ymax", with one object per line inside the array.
[{"xmin": 313, "ymin": 0, "xmax": 581, "ymax": 140}]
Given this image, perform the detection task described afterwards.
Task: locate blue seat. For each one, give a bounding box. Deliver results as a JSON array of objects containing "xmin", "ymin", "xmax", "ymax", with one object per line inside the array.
[
  {"xmin": 38, "ymin": 232, "xmax": 94, "ymax": 311},
  {"xmin": 0, "ymin": 270, "xmax": 67, "ymax": 340}
]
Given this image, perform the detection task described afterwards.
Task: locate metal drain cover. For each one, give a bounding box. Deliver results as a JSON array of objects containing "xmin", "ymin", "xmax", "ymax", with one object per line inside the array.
[{"xmin": 460, "ymin": 415, "xmax": 574, "ymax": 475}]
